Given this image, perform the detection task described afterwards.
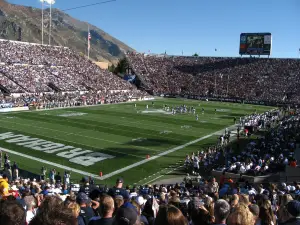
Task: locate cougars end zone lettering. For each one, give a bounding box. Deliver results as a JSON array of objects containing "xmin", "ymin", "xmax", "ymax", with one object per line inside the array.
[{"xmin": 0, "ymin": 132, "xmax": 115, "ymax": 166}]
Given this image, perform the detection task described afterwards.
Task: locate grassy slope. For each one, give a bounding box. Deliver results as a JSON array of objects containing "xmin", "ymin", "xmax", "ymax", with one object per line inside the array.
[{"xmin": 0, "ymin": 99, "xmax": 273, "ymax": 185}]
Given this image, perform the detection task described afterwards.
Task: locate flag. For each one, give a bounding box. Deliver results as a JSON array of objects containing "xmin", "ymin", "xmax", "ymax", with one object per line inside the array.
[
  {"xmin": 88, "ymin": 31, "xmax": 91, "ymax": 50},
  {"xmin": 41, "ymin": 0, "xmax": 55, "ymax": 4}
]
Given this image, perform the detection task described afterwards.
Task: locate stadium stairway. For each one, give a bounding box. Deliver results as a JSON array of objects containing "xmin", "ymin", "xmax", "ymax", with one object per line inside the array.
[
  {"xmin": 0, "ymin": 83, "xmax": 10, "ymax": 95},
  {"xmin": 48, "ymin": 82, "xmax": 61, "ymax": 92}
]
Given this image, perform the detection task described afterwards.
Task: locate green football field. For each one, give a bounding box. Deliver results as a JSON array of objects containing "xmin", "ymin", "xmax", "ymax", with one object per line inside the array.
[{"xmin": 0, "ymin": 98, "xmax": 273, "ymax": 185}]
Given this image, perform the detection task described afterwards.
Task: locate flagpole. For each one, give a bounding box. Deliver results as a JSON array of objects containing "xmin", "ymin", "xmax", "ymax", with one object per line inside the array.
[
  {"xmin": 88, "ymin": 25, "xmax": 90, "ymax": 59},
  {"xmin": 42, "ymin": 0, "xmax": 44, "ymax": 45},
  {"xmin": 49, "ymin": 0, "xmax": 52, "ymax": 46}
]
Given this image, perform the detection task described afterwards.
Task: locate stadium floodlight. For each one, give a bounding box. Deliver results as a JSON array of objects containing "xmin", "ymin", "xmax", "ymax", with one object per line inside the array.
[
  {"xmin": 40, "ymin": 0, "xmax": 44, "ymax": 45},
  {"xmin": 40, "ymin": 0, "xmax": 55, "ymax": 46},
  {"xmin": 48, "ymin": 0, "xmax": 55, "ymax": 46}
]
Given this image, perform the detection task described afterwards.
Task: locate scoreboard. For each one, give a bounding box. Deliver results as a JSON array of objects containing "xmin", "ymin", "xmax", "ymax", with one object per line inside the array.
[{"xmin": 239, "ymin": 33, "xmax": 272, "ymax": 55}]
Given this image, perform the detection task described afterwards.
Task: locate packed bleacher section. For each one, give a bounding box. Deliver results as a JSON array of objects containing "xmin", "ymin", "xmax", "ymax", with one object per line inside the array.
[
  {"xmin": 0, "ymin": 40, "xmax": 150, "ymax": 107},
  {"xmin": 1, "ymin": 107, "xmax": 300, "ymax": 225},
  {"xmin": 185, "ymin": 108, "xmax": 300, "ymax": 177},
  {"xmin": 127, "ymin": 52, "xmax": 300, "ymax": 103}
]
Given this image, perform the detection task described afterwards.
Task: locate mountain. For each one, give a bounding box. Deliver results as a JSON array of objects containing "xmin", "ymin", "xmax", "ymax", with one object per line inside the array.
[{"xmin": 0, "ymin": 0, "xmax": 133, "ymax": 63}]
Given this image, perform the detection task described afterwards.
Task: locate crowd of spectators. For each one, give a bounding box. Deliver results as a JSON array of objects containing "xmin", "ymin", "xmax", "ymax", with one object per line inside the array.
[
  {"xmin": 0, "ymin": 40, "xmax": 142, "ymax": 95},
  {"xmin": 184, "ymin": 108, "xmax": 300, "ymax": 178},
  {"xmin": 1, "ymin": 171, "xmax": 300, "ymax": 225},
  {"xmin": 127, "ymin": 52, "xmax": 300, "ymax": 103},
  {"xmin": 0, "ymin": 39, "xmax": 151, "ymax": 108}
]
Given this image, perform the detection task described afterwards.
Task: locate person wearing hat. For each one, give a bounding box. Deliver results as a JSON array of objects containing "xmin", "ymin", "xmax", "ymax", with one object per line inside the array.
[
  {"xmin": 108, "ymin": 178, "xmax": 127, "ymax": 199},
  {"xmin": 284, "ymin": 200, "xmax": 300, "ymax": 225},
  {"xmin": 80, "ymin": 177, "xmax": 91, "ymax": 195},
  {"xmin": 77, "ymin": 192, "xmax": 95, "ymax": 225},
  {"xmin": 113, "ymin": 207, "xmax": 139, "ymax": 225}
]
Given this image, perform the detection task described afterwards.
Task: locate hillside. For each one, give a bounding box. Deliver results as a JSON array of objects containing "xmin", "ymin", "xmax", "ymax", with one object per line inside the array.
[{"xmin": 0, "ymin": 0, "xmax": 133, "ymax": 63}]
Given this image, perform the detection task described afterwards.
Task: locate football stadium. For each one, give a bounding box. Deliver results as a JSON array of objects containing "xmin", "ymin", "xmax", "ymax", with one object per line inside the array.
[{"xmin": 0, "ymin": 0, "xmax": 299, "ymax": 225}]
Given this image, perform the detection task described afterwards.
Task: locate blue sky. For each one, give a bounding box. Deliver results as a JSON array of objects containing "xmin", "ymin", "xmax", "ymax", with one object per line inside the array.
[{"xmin": 8, "ymin": 0, "xmax": 300, "ymax": 58}]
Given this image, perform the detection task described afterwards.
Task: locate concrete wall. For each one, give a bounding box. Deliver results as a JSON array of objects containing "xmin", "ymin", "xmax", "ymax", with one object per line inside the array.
[
  {"xmin": 94, "ymin": 61, "xmax": 109, "ymax": 69},
  {"xmin": 211, "ymin": 170, "xmax": 280, "ymax": 183}
]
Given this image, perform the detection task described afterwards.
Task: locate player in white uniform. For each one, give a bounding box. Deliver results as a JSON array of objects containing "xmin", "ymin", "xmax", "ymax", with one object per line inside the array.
[
  {"xmin": 146, "ymin": 105, "xmax": 148, "ymax": 109},
  {"xmin": 196, "ymin": 114, "xmax": 199, "ymax": 121}
]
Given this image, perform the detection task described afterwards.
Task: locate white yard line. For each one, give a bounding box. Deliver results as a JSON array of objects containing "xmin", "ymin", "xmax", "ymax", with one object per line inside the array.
[
  {"xmin": 79, "ymin": 113, "xmax": 212, "ymax": 137},
  {"xmin": 0, "ymin": 119, "xmax": 157, "ymax": 154},
  {"xmin": 99, "ymin": 124, "xmax": 237, "ymax": 180},
  {"xmin": 0, "ymin": 122, "xmax": 144, "ymax": 159},
  {"xmin": 35, "ymin": 113, "xmax": 188, "ymax": 143},
  {"xmin": 0, "ymin": 147, "xmax": 104, "ymax": 180},
  {"xmin": 0, "ymin": 123, "xmax": 237, "ymax": 181}
]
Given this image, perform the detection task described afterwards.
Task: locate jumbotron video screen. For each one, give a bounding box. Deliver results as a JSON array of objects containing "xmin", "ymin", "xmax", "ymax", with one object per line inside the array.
[{"xmin": 239, "ymin": 33, "xmax": 272, "ymax": 55}]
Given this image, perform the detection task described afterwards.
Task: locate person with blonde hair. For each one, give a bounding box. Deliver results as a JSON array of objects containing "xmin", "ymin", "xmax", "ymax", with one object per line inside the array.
[
  {"xmin": 231, "ymin": 194, "xmax": 240, "ymax": 210},
  {"xmin": 227, "ymin": 203, "xmax": 255, "ymax": 225},
  {"xmin": 68, "ymin": 202, "xmax": 85, "ymax": 225},
  {"xmin": 90, "ymin": 195, "xmax": 115, "ymax": 225}
]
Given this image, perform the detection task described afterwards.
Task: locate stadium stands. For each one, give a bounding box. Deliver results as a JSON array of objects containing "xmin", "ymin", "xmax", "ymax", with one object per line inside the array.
[
  {"xmin": 1, "ymin": 41, "xmax": 300, "ymax": 225},
  {"xmin": 127, "ymin": 52, "xmax": 300, "ymax": 103},
  {"xmin": 0, "ymin": 39, "xmax": 149, "ymax": 106}
]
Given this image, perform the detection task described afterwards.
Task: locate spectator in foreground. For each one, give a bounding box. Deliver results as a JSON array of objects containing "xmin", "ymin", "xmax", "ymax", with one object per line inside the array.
[
  {"xmin": 258, "ymin": 199, "xmax": 276, "ymax": 225},
  {"xmin": 0, "ymin": 174, "xmax": 10, "ymax": 198},
  {"xmin": 89, "ymin": 195, "xmax": 115, "ymax": 225},
  {"xmin": 248, "ymin": 204, "xmax": 261, "ymax": 225},
  {"xmin": 113, "ymin": 207, "xmax": 139, "ymax": 225},
  {"xmin": 284, "ymin": 200, "xmax": 300, "ymax": 225},
  {"xmin": 154, "ymin": 204, "xmax": 188, "ymax": 225},
  {"xmin": 24, "ymin": 196, "xmax": 36, "ymax": 224},
  {"xmin": 68, "ymin": 202, "xmax": 85, "ymax": 225},
  {"xmin": 29, "ymin": 196, "xmax": 77, "ymax": 225},
  {"xmin": 0, "ymin": 200, "xmax": 26, "ymax": 225},
  {"xmin": 108, "ymin": 178, "xmax": 127, "ymax": 198},
  {"xmin": 76, "ymin": 192, "xmax": 95, "ymax": 225},
  {"xmin": 142, "ymin": 198, "xmax": 155, "ymax": 225},
  {"xmin": 214, "ymin": 199, "xmax": 231, "ymax": 225},
  {"xmin": 278, "ymin": 194, "xmax": 294, "ymax": 224},
  {"xmin": 227, "ymin": 204, "xmax": 254, "ymax": 225}
]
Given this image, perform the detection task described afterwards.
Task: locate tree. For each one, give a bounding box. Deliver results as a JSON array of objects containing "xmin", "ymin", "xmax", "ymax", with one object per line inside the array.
[
  {"xmin": 192, "ymin": 53, "xmax": 199, "ymax": 57},
  {"xmin": 114, "ymin": 57, "xmax": 129, "ymax": 75},
  {"xmin": 108, "ymin": 64, "xmax": 116, "ymax": 73}
]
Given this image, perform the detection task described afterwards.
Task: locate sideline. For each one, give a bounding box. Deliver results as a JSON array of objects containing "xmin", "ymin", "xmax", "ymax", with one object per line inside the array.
[
  {"xmin": 99, "ymin": 124, "xmax": 237, "ymax": 180},
  {"xmin": 0, "ymin": 124, "xmax": 237, "ymax": 181},
  {"xmin": 0, "ymin": 147, "xmax": 104, "ymax": 180}
]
